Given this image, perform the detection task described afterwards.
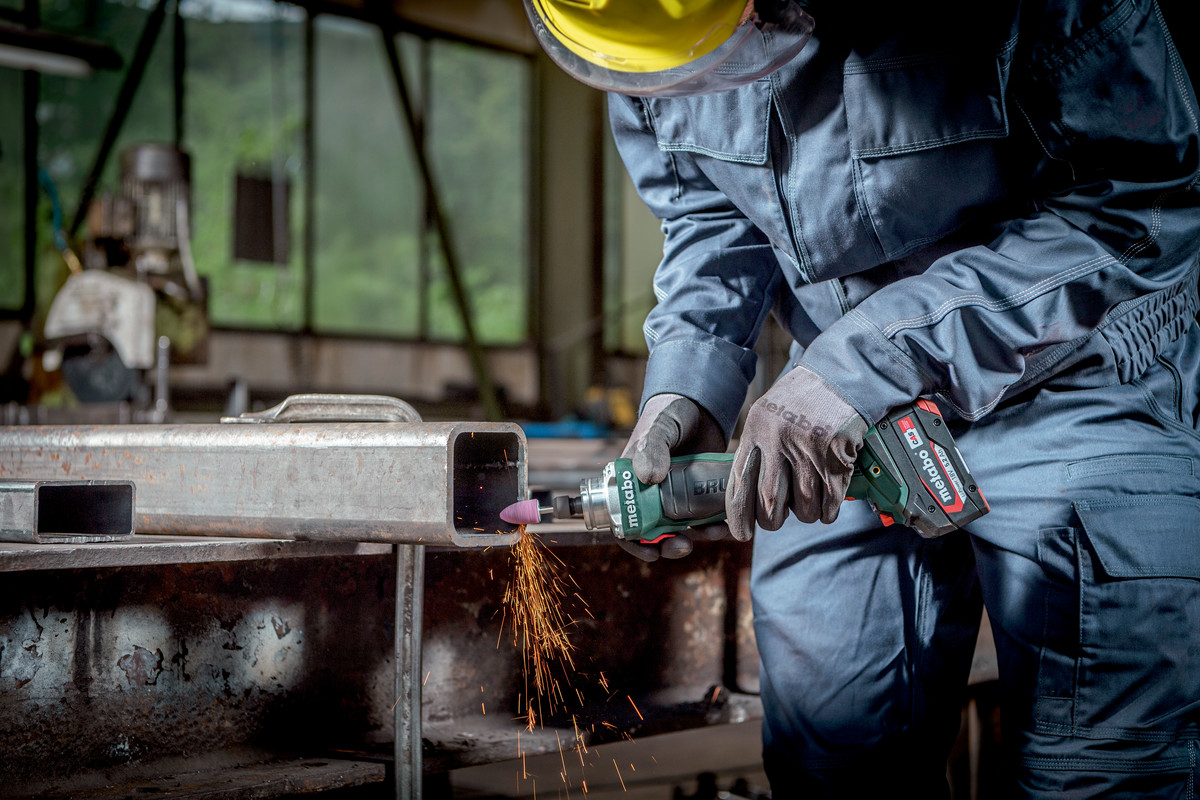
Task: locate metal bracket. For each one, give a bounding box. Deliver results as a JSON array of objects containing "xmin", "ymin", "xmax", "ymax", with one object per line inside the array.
[{"xmin": 221, "ymin": 393, "xmax": 422, "ymax": 424}]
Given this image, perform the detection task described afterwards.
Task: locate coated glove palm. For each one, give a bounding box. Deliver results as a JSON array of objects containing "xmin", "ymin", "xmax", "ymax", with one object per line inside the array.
[
  {"xmin": 727, "ymin": 366, "xmax": 867, "ymax": 541},
  {"xmin": 619, "ymin": 393, "xmax": 728, "ymax": 562}
]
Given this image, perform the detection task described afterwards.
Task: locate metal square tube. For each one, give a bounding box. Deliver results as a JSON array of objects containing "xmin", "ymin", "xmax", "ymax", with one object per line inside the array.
[{"xmin": 0, "ymin": 422, "xmax": 525, "ymax": 547}]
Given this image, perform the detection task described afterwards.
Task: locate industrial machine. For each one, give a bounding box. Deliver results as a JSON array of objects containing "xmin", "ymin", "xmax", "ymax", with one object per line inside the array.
[{"xmin": 40, "ymin": 142, "xmax": 207, "ymax": 414}]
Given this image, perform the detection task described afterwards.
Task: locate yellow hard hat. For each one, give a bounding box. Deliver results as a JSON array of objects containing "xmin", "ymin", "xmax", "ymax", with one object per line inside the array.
[
  {"xmin": 524, "ymin": 0, "xmax": 814, "ymax": 97},
  {"xmin": 531, "ymin": 0, "xmax": 748, "ymax": 73}
]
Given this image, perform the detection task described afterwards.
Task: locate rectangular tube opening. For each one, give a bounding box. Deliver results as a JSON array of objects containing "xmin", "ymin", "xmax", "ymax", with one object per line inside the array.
[
  {"xmin": 37, "ymin": 482, "xmax": 135, "ymax": 540},
  {"xmin": 452, "ymin": 431, "xmax": 523, "ymax": 543}
]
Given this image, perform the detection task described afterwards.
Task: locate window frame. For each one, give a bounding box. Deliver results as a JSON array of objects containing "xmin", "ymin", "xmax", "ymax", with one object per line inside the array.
[{"xmin": 1, "ymin": 0, "xmax": 538, "ymax": 349}]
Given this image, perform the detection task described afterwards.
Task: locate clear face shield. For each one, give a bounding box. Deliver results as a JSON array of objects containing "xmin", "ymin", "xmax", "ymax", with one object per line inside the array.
[{"xmin": 525, "ymin": 1, "xmax": 815, "ymax": 98}]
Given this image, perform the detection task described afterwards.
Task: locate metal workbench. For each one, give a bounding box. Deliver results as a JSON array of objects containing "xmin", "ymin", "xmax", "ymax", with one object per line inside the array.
[{"xmin": 0, "ymin": 419, "xmax": 765, "ymax": 799}]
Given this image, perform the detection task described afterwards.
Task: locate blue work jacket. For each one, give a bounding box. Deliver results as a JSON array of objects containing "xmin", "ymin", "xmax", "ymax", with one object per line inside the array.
[{"xmin": 609, "ymin": 0, "xmax": 1200, "ymax": 439}]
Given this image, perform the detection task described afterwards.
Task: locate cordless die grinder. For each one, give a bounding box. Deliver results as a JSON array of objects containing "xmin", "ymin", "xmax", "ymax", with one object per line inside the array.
[{"xmin": 500, "ymin": 400, "xmax": 989, "ymax": 541}]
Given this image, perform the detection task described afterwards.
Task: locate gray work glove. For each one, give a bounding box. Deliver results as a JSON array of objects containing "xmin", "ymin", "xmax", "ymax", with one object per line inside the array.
[
  {"xmin": 619, "ymin": 393, "xmax": 729, "ymax": 562},
  {"xmin": 727, "ymin": 366, "xmax": 868, "ymax": 541}
]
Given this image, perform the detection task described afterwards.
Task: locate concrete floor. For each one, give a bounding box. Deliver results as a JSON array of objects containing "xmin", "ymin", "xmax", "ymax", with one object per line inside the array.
[{"xmin": 447, "ymin": 720, "xmax": 770, "ymax": 799}]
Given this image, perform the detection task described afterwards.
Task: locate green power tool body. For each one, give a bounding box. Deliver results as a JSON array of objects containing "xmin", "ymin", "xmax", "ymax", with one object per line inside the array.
[
  {"xmin": 508, "ymin": 400, "xmax": 989, "ymax": 541},
  {"xmin": 574, "ymin": 452, "xmax": 736, "ymax": 544}
]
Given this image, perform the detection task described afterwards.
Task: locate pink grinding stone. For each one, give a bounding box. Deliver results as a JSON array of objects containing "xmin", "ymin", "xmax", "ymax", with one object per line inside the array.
[{"xmin": 500, "ymin": 498, "xmax": 543, "ymax": 526}]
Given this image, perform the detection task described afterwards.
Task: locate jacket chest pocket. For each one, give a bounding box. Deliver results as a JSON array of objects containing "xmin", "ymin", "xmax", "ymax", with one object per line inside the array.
[
  {"xmin": 647, "ymin": 81, "xmax": 773, "ymax": 165},
  {"xmin": 645, "ymin": 83, "xmax": 799, "ymax": 262},
  {"xmin": 844, "ymin": 48, "xmax": 1014, "ymax": 261}
]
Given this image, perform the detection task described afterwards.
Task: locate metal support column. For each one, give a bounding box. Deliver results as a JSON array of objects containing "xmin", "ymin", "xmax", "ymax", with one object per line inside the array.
[
  {"xmin": 377, "ymin": 27, "xmax": 502, "ymax": 422},
  {"xmin": 172, "ymin": 0, "xmax": 185, "ymax": 147},
  {"xmin": 302, "ymin": 10, "xmax": 316, "ymax": 333},
  {"xmin": 21, "ymin": 0, "xmax": 39, "ymax": 324},
  {"xmin": 394, "ymin": 543, "xmax": 425, "ymax": 800},
  {"xmin": 69, "ymin": 0, "xmax": 171, "ymax": 236}
]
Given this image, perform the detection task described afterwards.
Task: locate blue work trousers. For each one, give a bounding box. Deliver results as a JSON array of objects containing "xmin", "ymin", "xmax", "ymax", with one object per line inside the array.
[{"xmin": 753, "ymin": 323, "xmax": 1200, "ymax": 797}]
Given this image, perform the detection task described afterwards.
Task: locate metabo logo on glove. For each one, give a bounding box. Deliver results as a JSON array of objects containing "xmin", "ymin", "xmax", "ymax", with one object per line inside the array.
[{"xmin": 761, "ymin": 401, "xmax": 829, "ymax": 438}]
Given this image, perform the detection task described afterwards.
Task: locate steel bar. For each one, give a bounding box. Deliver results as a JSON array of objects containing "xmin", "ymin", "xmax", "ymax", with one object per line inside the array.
[
  {"xmin": 0, "ymin": 420, "xmax": 525, "ymax": 546},
  {"xmin": 394, "ymin": 543, "xmax": 424, "ymax": 800},
  {"xmin": 0, "ymin": 535, "xmax": 392, "ymax": 572},
  {"xmin": 0, "ymin": 479, "xmax": 134, "ymax": 543}
]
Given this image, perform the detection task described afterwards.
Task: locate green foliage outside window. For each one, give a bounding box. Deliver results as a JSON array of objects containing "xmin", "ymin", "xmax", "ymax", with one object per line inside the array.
[
  {"xmin": 312, "ymin": 15, "xmax": 419, "ymax": 338},
  {"xmin": 0, "ymin": 72, "xmax": 22, "ymax": 310},
  {"xmin": 3, "ymin": 0, "xmax": 532, "ymax": 345},
  {"xmin": 184, "ymin": 1, "xmax": 306, "ymax": 330},
  {"xmin": 427, "ymin": 40, "xmax": 529, "ymax": 343}
]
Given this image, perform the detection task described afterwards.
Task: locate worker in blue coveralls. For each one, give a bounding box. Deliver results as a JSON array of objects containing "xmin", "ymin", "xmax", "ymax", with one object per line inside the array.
[{"xmin": 524, "ymin": 0, "xmax": 1200, "ymax": 796}]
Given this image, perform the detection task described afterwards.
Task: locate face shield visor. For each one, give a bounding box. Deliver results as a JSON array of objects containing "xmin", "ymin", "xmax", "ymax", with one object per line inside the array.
[{"xmin": 524, "ymin": 0, "xmax": 814, "ymax": 98}]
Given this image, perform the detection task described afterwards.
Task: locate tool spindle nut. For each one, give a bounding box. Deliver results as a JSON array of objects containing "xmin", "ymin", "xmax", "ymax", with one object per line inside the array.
[{"xmin": 553, "ymin": 494, "xmax": 578, "ymax": 519}]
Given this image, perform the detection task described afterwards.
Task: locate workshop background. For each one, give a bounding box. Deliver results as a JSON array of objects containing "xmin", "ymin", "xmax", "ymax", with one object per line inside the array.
[{"xmin": 12, "ymin": 0, "xmax": 1194, "ymax": 798}]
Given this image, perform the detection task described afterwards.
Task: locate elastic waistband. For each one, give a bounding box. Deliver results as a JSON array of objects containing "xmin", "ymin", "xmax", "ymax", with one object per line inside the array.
[{"xmin": 1100, "ymin": 266, "xmax": 1200, "ymax": 384}]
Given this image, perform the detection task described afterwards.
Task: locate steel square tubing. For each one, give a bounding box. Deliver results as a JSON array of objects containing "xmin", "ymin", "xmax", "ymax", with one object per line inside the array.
[
  {"xmin": 0, "ymin": 421, "xmax": 525, "ymax": 546},
  {"xmin": 0, "ymin": 479, "xmax": 135, "ymax": 543}
]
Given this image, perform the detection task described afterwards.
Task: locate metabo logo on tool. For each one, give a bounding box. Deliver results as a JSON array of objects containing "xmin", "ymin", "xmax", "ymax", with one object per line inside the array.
[
  {"xmin": 930, "ymin": 443, "xmax": 965, "ymax": 513},
  {"xmin": 620, "ymin": 469, "xmax": 640, "ymax": 530},
  {"xmin": 898, "ymin": 416, "xmax": 923, "ymax": 449},
  {"xmin": 915, "ymin": 444, "xmax": 964, "ymax": 513}
]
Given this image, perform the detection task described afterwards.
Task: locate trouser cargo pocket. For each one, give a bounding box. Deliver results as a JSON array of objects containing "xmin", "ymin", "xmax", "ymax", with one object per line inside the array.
[{"xmin": 1027, "ymin": 496, "xmax": 1200, "ymax": 790}]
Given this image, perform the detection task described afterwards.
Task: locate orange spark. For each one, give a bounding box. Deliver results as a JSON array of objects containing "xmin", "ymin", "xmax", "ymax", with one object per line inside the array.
[
  {"xmin": 501, "ymin": 524, "xmax": 578, "ymax": 729},
  {"xmin": 627, "ymin": 696, "xmax": 643, "ymax": 721}
]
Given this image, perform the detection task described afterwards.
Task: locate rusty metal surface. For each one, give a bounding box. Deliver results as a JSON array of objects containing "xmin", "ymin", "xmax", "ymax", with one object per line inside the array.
[
  {"xmin": 0, "ymin": 536, "xmax": 759, "ymax": 796},
  {"xmin": 15, "ymin": 749, "xmax": 387, "ymax": 799},
  {"xmin": 0, "ymin": 421, "xmax": 525, "ymax": 547},
  {"xmin": 0, "ymin": 554, "xmax": 399, "ymax": 795}
]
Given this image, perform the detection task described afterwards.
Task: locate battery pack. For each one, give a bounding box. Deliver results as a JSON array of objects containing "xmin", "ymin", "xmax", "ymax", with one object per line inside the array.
[{"xmin": 861, "ymin": 400, "xmax": 989, "ymax": 537}]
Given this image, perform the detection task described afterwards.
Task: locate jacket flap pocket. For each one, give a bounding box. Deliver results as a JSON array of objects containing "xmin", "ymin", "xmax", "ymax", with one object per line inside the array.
[
  {"xmin": 845, "ymin": 52, "xmax": 1008, "ymax": 159},
  {"xmin": 647, "ymin": 80, "xmax": 772, "ymax": 164},
  {"xmin": 1076, "ymin": 496, "xmax": 1200, "ymax": 580}
]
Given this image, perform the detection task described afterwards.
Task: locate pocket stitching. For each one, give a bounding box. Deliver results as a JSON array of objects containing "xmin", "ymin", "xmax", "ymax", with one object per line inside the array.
[
  {"xmin": 851, "ymin": 127, "xmax": 1009, "ymax": 160},
  {"xmin": 843, "ymin": 54, "xmax": 1009, "ymax": 158},
  {"xmin": 1066, "ymin": 454, "xmax": 1195, "ymax": 481}
]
